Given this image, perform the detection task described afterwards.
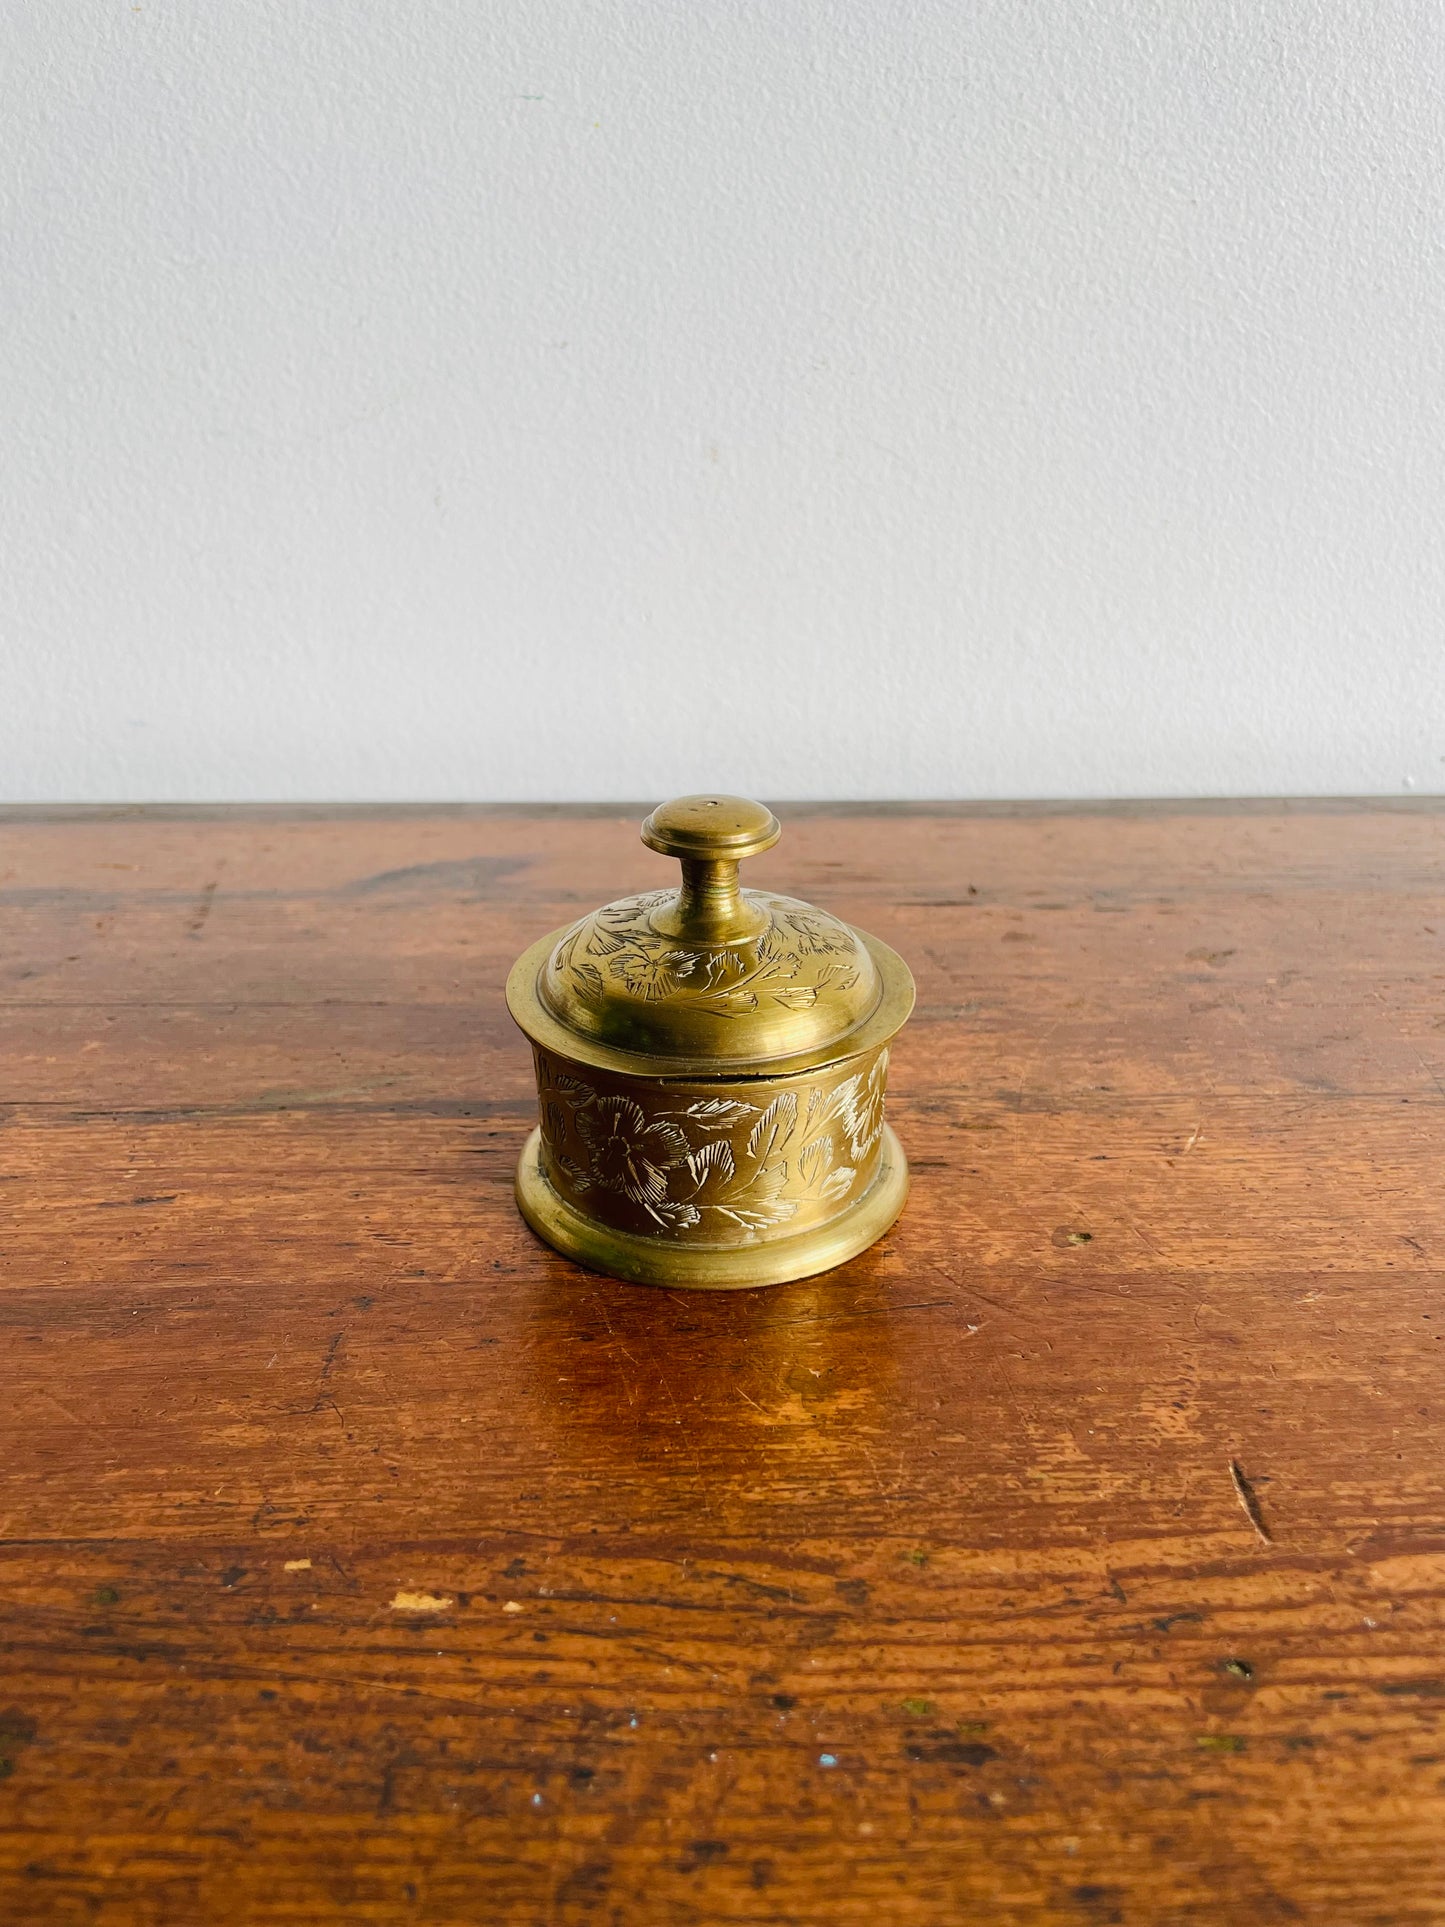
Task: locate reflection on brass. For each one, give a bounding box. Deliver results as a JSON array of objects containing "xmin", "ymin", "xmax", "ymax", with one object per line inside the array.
[{"xmin": 506, "ymin": 794, "xmax": 915, "ymax": 1288}]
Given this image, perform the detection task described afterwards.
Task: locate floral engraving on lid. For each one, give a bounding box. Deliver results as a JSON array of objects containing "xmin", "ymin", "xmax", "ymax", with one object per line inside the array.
[{"xmin": 548, "ymin": 891, "xmax": 863, "ymax": 1020}]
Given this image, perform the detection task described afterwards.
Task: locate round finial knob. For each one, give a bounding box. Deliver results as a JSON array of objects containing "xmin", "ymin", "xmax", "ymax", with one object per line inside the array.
[
  {"xmin": 640, "ymin": 795, "xmax": 780, "ymax": 943},
  {"xmin": 640, "ymin": 794, "xmax": 781, "ymax": 864}
]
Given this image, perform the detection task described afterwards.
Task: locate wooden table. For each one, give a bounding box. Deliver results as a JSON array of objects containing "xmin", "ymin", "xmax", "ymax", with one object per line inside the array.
[{"xmin": 3, "ymin": 802, "xmax": 1444, "ymax": 1925}]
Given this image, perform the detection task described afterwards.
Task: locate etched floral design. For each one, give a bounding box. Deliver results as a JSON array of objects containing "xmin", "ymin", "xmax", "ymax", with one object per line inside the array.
[
  {"xmin": 612, "ymin": 950, "xmax": 686, "ymax": 1000},
  {"xmin": 549, "ymin": 894, "xmax": 861, "ymax": 1018},
  {"xmin": 807, "ymin": 1051, "xmax": 888, "ymax": 1163},
  {"xmin": 780, "ymin": 907, "xmax": 851, "ymax": 956},
  {"xmin": 573, "ymin": 1096, "xmax": 697, "ymax": 1228},
  {"xmin": 538, "ymin": 1051, "xmax": 891, "ymax": 1238}
]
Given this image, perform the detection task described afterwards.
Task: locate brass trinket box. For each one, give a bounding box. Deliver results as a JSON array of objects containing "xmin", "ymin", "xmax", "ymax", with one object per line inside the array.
[{"xmin": 507, "ymin": 795, "xmax": 915, "ymax": 1288}]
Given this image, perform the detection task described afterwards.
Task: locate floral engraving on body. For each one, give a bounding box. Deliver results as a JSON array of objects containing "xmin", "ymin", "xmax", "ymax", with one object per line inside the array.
[
  {"xmin": 549, "ymin": 892, "xmax": 861, "ymax": 1018},
  {"xmin": 539, "ymin": 1051, "xmax": 890, "ymax": 1235}
]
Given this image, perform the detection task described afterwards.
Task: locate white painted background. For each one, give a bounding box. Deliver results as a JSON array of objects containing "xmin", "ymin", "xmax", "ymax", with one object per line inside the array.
[{"xmin": 5, "ymin": 2, "xmax": 1444, "ymax": 802}]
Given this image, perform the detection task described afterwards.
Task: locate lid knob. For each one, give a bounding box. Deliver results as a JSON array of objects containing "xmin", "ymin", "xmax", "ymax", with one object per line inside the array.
[
  {"xmin": 640, "ymin": 794, "xmax": 781, "ymax": 863},
  {"xmin": 640, "ymin": 794, "xmax": 780, "ymax": 943}
]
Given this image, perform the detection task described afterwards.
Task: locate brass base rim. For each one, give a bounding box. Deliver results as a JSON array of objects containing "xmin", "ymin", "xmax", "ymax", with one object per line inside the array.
[{"xmin": 514, "ymin": 1125, "xmax": 909, "ymax": 1291}]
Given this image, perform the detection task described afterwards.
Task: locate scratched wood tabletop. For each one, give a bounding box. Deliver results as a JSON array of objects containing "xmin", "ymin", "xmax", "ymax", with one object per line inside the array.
[{"xmin": 2, "ymin": 802, "xmax": 1444, "ymax": 1926}]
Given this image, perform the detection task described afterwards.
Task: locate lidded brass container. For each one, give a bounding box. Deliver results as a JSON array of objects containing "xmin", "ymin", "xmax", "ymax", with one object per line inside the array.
[{"xmin": 507, "ymin": 795, "xmax": 914, "ymax": 1288}]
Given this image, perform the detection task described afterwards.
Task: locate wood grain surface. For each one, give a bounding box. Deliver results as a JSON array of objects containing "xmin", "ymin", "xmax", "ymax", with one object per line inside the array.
[{"xmin": 2, "ymin": 802, "xmax": 1444, "ymax": 1926}]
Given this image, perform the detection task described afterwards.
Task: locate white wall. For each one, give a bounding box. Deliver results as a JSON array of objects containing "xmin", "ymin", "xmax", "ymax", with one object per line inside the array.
[{"xmin": 4, "ymin": 2, "xmax": 1444, "ymax": 803}]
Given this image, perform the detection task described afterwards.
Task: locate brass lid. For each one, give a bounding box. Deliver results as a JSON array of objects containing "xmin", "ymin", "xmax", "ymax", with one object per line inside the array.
[{"xmin": 507, "ymin": 795, "xmax": 914, "ymax": 1078}]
